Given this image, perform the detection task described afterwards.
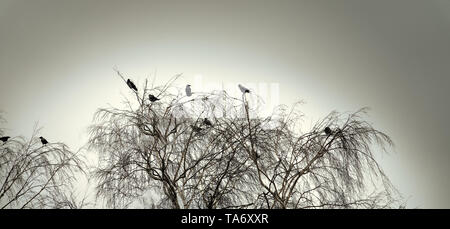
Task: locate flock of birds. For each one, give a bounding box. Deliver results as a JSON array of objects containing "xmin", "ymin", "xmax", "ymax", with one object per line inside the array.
[
  {"xmin": 123, "ymin": 78, "xmax": 336, "ymax": 136},
  {"xmin": 0, "ymin": 135, "xmax": 49, "ymax": 145},
  {"xmin": 125, "ymin": 78, "xmax": 251, "ymax": 133},
  {"xmin": 126, "ymin": 78, "xmax": 250, "ymax": 102},
  {"xmin": 0, "ymin": 78, "xmax": 334, "ymax": 145}
]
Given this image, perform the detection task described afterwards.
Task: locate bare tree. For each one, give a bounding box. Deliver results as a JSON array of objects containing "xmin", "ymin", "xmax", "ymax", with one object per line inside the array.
[
  {"xmin": 87, "ymin": 71, "xmax": 400, "ymax": 209},
  {"xmin": 0, "ymin": 119, "xmax": 86, "ymax": 209}
]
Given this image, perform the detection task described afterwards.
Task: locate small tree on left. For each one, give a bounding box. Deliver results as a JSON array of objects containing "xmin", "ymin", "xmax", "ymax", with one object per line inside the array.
[{"xmin": 0, "ymin": 115, "xmax": 86, "ymax": 209}]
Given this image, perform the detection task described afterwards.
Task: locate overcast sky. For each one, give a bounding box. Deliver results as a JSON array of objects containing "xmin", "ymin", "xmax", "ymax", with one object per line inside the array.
[{"xmin": 1, "ymin": 0, "xmax": 449, "ymax": 208}]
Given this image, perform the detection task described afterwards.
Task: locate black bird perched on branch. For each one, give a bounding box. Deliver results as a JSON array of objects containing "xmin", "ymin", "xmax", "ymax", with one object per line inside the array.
[
  {"xmin": 39, "ymin": 136, "xmax": 48, "ymax": 145},
  {"xmin": 126, "ymin": 79, "xmax": 138, "ymax": 92},
  {"xmin": 149, "ymin": 94, "xmax": 160, "ymax": 102},
  {"xmin": 324, "ymin": 127, "xmax": 332, "ymax": 136},
  {"xmin": 0, "ymin": 136, "xmax": 10, "ymax": 142},
  {"xmin": 203, "ymin": 118, "xmax": 213, "ymax": 127}
]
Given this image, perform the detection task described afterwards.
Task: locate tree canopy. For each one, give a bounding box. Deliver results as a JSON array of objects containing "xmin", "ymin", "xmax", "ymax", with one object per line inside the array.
[{"xmin": 86, "ymin": 73, "xmax": 400, "ymax": 209}]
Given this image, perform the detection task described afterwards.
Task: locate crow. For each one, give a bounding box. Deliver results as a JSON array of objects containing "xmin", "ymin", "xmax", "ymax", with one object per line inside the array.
[
  {"xmin": 203, "ymin": 118, "xmax": 213, "ymax": 127},
  {"xmin": 0, "ymin": 136, "xmax": 10, "ymax": 142},
  {"xmin": 39, "ymin": 136, "xmax": 48, "ymax": 145},
  {"xmin": 127, "ymin": 79, "xmax": 138, "ymax": 92},
  {"xmin": 238, "ymin": 84, "xmax": 250, "ymax": 93},
  {"xmin": 185, "ymin": 84, "xmax": 192, "ymax": 97},
  {"xmin": 149, "ymin": 94, "xmax": 160, "ymax": 102},
  {"xmin": 324, "ymin": 127, "xmax": 332, "ymax": 136}
]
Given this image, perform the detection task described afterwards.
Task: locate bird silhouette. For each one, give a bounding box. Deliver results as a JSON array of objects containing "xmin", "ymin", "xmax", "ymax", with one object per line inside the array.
[
  {"xmin": 324, "ymin": 127, "xmax": 332, "ymax": 136},
  {"xmin": 203, "ymin": 118, "xmax": 213, "ymax": 126},
  {"xmin": 39, "ymin": 136, "xmax": 48, "ymax": 145},
  {"xmin": 238, "ymin": 84, "xmax": 250, "ymax": 93},
  {"xmin": 185, "ymin": 84, "xmax": 192, "ymax": 97},
  {"xmin": 127, "ymin": 79, "xmax": 138, "ymax": 92},
  {"xmin": 149, "ymin": 94, "xmax": 160, "ymax": 102},
  {"xmin": 0, "ymin": 136, "xmax": 10, "ymax": 142}
]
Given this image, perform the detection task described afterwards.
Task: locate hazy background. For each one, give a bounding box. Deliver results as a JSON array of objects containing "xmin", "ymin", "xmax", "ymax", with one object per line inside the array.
[{"xmin": 1, "ymin": 0, "xmax": 449, "ymax": 208}]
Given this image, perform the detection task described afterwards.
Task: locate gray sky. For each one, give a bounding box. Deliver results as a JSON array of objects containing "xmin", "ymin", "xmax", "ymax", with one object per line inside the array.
[{"xmin": 1, "ymin": 0, "xmax": 449, "ymax": 208}]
